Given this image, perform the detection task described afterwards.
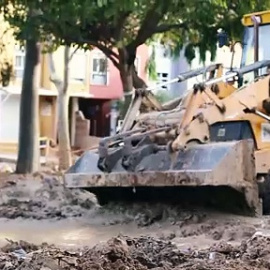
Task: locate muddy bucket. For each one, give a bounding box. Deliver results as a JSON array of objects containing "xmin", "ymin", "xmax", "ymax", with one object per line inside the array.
[{"xmin": 64, "ymin": 139, "xmax": 261, "ymax": 216}]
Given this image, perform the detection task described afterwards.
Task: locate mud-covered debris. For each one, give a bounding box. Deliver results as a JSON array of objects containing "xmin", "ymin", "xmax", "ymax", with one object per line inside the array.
[
  {"xmin": 210, "ymin": 241, "xmax": 236, "ymax": 254},
  {"xmin": 0, "ymin": 177, "xmax": 99, "ymax": 219},
  {"xmin": 1, "ymin": 235, "xmax": 270, "ymax": 269},
  {"xmin": 241, "ymin": 226, "xmax": 256, "ymax": 238},
  {"xmin": 1, "ymin": 239, "xmax": 40, "ymax": 254},
  {"xmin": 210, "ymin": 228, "xmax": 224, "ymax": 240},
  {"xmin": 96, "ymin": 203, "xmax": 211, "ymax": 228},
  {"xmin": 208, "ymin": 251, "xmax": 226, "ymax": 261}
]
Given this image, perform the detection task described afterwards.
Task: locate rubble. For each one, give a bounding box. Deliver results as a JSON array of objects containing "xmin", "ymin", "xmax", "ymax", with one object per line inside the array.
[
  {"xmin": 0, "ymin": 175, "xmax": 261, "ymax": 249},
  {"xmin": 1, "ymin": 234, "xmax": 270, "ymax": 270},
  {"xmin": 0, "ymin": 174, "xmax": 268, "ymax": 270},
  {"xmin": 0, "ymin": 177, "xmax": 99, "ymax": 219}
]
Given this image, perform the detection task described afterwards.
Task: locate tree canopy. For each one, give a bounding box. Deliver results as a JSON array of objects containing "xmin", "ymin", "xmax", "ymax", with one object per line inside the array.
[
  {"xmin": 2, "ymin": 0, "xmax": 270, "ymax": 90},
  {"xmin": 0, "ymin": 14, "xmax": 14, "ymax": 86}
]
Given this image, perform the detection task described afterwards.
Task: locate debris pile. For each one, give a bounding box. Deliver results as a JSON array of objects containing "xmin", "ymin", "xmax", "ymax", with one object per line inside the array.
[
  {"xmin": 1, "ymin": 234, "xmax": 270, "ymax": 269},
  {"xmin": 0, "ymin": 177, "xmax": 98, "ymax": 219}
]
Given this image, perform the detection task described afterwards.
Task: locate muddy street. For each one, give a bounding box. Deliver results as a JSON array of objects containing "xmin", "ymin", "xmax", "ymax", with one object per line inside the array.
[{"xmin": 0, "ymin": 174, "xmax": 270, "ymax": 269}]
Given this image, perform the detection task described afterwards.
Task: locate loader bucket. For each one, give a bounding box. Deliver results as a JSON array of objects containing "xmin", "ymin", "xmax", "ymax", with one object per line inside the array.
[{"xmin": 64, "ymin": 139, "xmax": 261, "ymax": 215}]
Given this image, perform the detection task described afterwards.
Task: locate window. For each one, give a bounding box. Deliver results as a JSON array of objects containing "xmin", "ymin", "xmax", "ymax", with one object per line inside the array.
[
  {"xmin": 69, "ymin": 49, "xmax": 87, "ymax": 82},
  {"xmin": 91, "ymin": 52, "xmax": 108, "ymax": 85},
  {"xmin": 240, "ymin": 24, "xmax": 270, "ymax": 84},
  {"xmin": 157, "ymin": 72, "xmax": 169, "ymax": 90},
  {"xmin": 14, "ymin": 45, "xmax": 25, "ymax": 78}
]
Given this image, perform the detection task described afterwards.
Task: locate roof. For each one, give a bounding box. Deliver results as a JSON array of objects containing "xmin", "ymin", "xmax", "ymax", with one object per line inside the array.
[{"xmin": 0, "ymin": 86, "xmax": 94, "ymax": 98}]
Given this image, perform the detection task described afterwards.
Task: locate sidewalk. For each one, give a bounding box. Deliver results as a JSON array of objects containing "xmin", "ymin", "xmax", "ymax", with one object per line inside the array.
[{"xmin": 0, "ymin": 153, "xmax": 49, "ymax": 164}]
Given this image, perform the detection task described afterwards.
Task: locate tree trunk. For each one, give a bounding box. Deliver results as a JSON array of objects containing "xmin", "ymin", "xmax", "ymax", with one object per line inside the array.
[
  {"xmin": 119, "ymin": 64, "xmax": 133, "ymax": 119},
  {"xmin": 58, "ymin": 47, "xmax": 72, "ymax": 170},
  {"xmin": 16, "ymin": 39, "xmax": 40, "ymax": 173},
  {"xmin": 117, "ymin": 47, "xmax": 148, "ymax": 119},
  {"xmin": 119, "ymin": 65, "xmax": 148, "ymax": 119},
  {"xmin": 132, "ymin": 68, "xmax": 147, "ymax": 89},
  {"xmin": 48, "ymin": 46, "xmax": 72, "ymax": 170},
  {"xmin": 57, "ymin": 90, "xmax": 72, "ymax": 170}
]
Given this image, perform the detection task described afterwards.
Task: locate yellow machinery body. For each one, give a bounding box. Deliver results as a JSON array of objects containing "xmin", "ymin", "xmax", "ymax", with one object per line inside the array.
[{"xmin": 65, "ymin": 10, "xmax": 270, "ymax": 216}]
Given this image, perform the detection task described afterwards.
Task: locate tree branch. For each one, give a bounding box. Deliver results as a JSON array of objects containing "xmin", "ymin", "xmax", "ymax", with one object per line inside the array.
[
  {"xmin": 101, "ymin": 49, "xmax": 120, "ymax": 69},
  {"xmin": 114, "ymin": 11, "xmax": 132, "ymax": 41},
  {"xmin": 127, "ymin": 0, "xmax": 168, "ymax": 51},
  {"xmin": 53, "ymin": 30, "xmax": 121, "ymax": 69},
  {"xmin": 59, "ymin": 33, "xmax": 119, "ymax": 60},
  {"xmin": 155, "ymin": 23, "xmax": 187, "ymax": 33},
  {"xmin": 90, "ymin": 42, "xmax": 119, "ymax": 59},
  {"xmin": 132, "ymin": 66, "xmax": 147, "ymax": 89},
  {"xmin": 63, "ymin": 46, "xmax": 70, "ymax": 93},
  {"xmin": 89, "ymin": 41, "xmax": 120, "ymax": 69},
  {"xmin": 48, "ymin": 52, "xmax": 63, "ymax": 91},
  {"xmin": 68, "ymin": 45, "xmax": 80, "ymax": 62}
]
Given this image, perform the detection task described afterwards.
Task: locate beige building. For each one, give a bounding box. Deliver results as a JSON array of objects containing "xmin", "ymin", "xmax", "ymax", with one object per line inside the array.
[{"xmin": 0, "ymin": 18, "xmax": 93, "ymax": 157}]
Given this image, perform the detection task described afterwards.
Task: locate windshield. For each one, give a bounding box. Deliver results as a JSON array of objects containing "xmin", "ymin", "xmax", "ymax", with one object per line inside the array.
[{"xmin": 240, "ymin": 24, "xmax": 270, "ymax": 83}]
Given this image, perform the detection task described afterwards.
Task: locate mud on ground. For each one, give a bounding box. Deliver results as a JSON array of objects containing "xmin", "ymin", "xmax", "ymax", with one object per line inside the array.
[
  {"xmin": 0, "ymin": 174, "xmax": 99, "ymax": 219},
  {"xmin": 0, "ymin": 174, "xmax": 268, "ymax": 235},
  {"xmin": 1, "ymin": 234, "xmax": 270, "ymax": 270},
  {"xmin": 1, "ymin": 174, "xmax": 270, "ymax": 269},
  {"xmin": 0, "ymin": 175, "xmax": 264, "ymax": 244}
]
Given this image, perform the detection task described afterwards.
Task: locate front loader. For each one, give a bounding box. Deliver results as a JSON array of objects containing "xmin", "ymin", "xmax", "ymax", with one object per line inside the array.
[
  {"xmin": 120, "ymin": 62, "xmax": 236, "ymax": 133},
  {"xmin": 65, "ymin": 10, "xmax": 270, "ymax": 216},
  {"xmin": 80, "ymin": 62, "xmax": 235, "ymax": 152},
  {"xmin": 65, "ymin": 60, "xmax": 269, "ymax": 216}
]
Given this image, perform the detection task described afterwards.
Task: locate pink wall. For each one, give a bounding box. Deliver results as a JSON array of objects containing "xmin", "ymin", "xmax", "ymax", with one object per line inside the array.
[{"xmin": 89, "ymin": 44, "xmax": 149, "ymax": 99}]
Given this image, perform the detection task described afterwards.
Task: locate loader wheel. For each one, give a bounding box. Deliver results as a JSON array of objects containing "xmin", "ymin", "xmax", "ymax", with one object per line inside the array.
[{"xmin": 258, "ymin": 174, "xmax": 270, "ymax": 215}]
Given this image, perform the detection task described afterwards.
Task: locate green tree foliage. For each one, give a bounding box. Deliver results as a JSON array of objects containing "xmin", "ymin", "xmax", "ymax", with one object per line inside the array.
[
  {"xmin": 145, "ymin": 45, "xmax": 157, "ymax": 81},
  {"xmin": 2, "ymin": 0, "xmax": 270, "ymax": 123},
  {"xmin": 0, "ymin": 16, "xmax": 13, "ymax": 87},
  {"xmin": 3, "ymin": 0, "xmax": 270, "ymax": 91},
  {"xmin": 0, "ymin": 45, "xmax": 13, "ymax": 87},
  {"xmin": 159, "ymin": 0, "xmax": 270, "ymax": 63}
]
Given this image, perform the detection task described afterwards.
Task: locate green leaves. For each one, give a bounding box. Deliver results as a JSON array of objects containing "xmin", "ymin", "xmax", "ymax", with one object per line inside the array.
[
  {"xmin": 145, "ymin": 45, "xmax": 157, "ymax": 80},
  {"xmin": 2, "ymin": 0, "xmax": 270, "ymax": 69}
]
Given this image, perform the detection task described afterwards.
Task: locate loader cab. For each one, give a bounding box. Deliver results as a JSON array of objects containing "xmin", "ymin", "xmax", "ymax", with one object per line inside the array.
[{"xmin": 240, "ymin": 10, "xmax": 270, "ymax": 85}]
